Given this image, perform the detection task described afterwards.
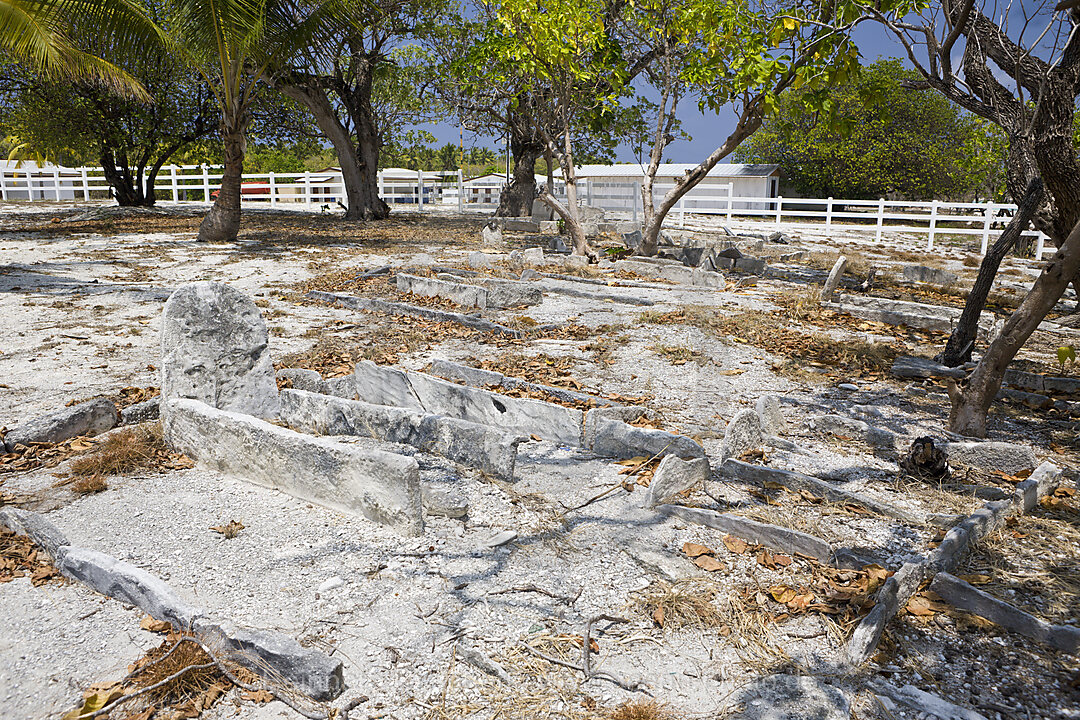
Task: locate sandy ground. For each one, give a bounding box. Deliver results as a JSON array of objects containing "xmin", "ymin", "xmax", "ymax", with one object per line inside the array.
[{"xmin": 1, "ymin": 202, "xmax": 1078, "ymax": 720}]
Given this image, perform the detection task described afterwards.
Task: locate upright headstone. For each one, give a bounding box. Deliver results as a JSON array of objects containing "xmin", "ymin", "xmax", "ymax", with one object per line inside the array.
[
  {"xmin": 480, "ymin": 222, "xmax": 502, "ymax": 247},
  {"xmin": 160, "ymin": 281, "xmax": 280, "ymax": 419},
  {"xmin": 822, "ymin": 255, "xmax": 847, "ymax": 301}
]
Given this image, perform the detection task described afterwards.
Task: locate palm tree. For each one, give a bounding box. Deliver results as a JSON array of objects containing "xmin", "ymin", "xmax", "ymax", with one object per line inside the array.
[
  {"xmin": 170, "ymin": 0, "xmax": 340, "ymax": 242},
  {"xmin": 0, "ymin": 0, "xmax": 162, "ymax": 98}
]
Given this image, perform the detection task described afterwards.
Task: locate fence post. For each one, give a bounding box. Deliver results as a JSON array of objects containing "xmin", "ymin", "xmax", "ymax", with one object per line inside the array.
[
  {"xmin": 876, "ymin": 198, "xmax": 885, "ymax": 241},
  {"xmin": 268, "ymin": 172, "xmax": 277, "ymax": 207},
  {"xmin": 169, "ymin": 166, "xmax": 178, "ymax": 202},
  {"xmin": 378, "ymin": 171, "xmax": 385, "ymax": 203},
  {"xmin": 81, "ymin": 168, "xmax": 89, "ymax": 201},
  {"xmin": 202, "ymin": 165, "xmax": 210, "ymax": 202},
  {"xmin": 825, "ymin": 196, "xmax": 833, "ymax": 234},
  {"xmin": 0, "ymin": 168, "xmax": 6, "ymax": 202},
  {"xmin": 726, "ymin": 182, "xmax": 734, "ymax": 221},
  {"xmin": 303, "ymin": 171, "xmax": 312, "ymax": 206},
  {"xmin": 632, "ymin": 183, "xmax": 639, "ymax": 223},
  {"xmin": 417, "ymin": 170, "xmax": 424, "ymax": 211},
  {"xmin": 927, "ymin": 200, "xmax": 939, "ymax": 250},
  {"xmin": 458, "ymin": 169, "xmax": 464, "ymax": 214},
  {"xmin": 53, "ymin": 167, "xmax": 62, "ymax": 201},
  {"xmin": 775, "ymin": 196, "xmax": 783, "ymax": 228},
  {"xmin": 981, "ymin": 201, "xmax": 994, "ymax": 254},
  {"xmin": 1035, "ymin": 232, "xmax": 1046, "ymax": 260},
  {"xmin": 679, "ymin": 197, "xmax": 686, "ymax": 228},
  {"xmin": 26, "ymin": 170, "xmax": 34, "ymax": 202}
]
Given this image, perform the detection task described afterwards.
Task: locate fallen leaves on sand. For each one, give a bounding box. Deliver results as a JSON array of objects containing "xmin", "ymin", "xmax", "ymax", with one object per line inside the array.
[
  {"xmin": 1, "ymin": 527, "xmax": 62, "ymax": 586},
  {"xmin": 210, "ymin": 520, "xmax": 245, "ymax": 539}
]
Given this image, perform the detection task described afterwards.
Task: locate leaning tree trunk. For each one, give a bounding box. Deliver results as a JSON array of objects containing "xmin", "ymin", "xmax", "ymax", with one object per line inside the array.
[
  {"xmin": 100, "ymin": 149, "xmax": 143, "ymax": 206},
  {"xmin": 950, "ymin": 217, "xmax": 1080, "ymax": 436},
  {"xmin": 197, "ymin": 112, "xmax": 248, "ymax": 243},
  {"xmin": 940, "ymin": 178, "xmax": 1044, "ymax": 366}
]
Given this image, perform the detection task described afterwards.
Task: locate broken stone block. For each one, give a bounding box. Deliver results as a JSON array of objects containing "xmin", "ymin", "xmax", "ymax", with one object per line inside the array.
[
  {"xmin": 531, "ymin": 199, "xmax": 554, "ymax": 221},
  {"xmin": 613, "ymin": 259, "xmax": 661, "ymax": 278},
  {"xmin": 352, "ymin": 361, "xmax": 584, "ymax": 446},
  {"xmin": 480, "ymin": 223, "xmax": 502, "ymax": 246},
  {"xmin": 522, "ymin": 247, "xmax": 545, "ymax": 266},
  {"xmin": 194, "ymin": 618, "xmax": 344, "ymax": 701},
  {"xmin": 755, "ymin": 395, "xmax": 787, "ymax": 436},
  {"xmin": 732, "ymin": 674, "xmax": 851, "ymax": 720},
  {"xmin": 482, "ymin": 278, "xmax": 543, "ymax": 309},
  {"xmin": 468, "ymin": 251, "xmax": 493, "ymax": 269},
  {"xmin": 820, "ymin": 255, "xmax": 846, "ymax": 302},
  {"xmin": 813, "ymin": 414, "xmax": 897, "ymax": 451},
  {"xmin": 643, "ymin": 455, "xmax": 710, "ymax": 507},
  {"xmin": 658, "ymin": 265, "xmax": 694, "ymax": 284},
  {"xmin": 583, "ymin": 406, "xmax": 647, "ymax": 449},
  {"xmin": 322, "ymin": 375, "xmax": 358, "ymax": 399},
  {"xmin": 716, "ymin": 246, "xmax": 743, "ymax": 259},
  {"xmin": 160, "ymin": 281, "xmax": 280, "ymax": 420},
  {"xmin": 120, "ymin": 397, "xmax": 160, "ymax": 425},
  {"xmin": 902, "ymin": 264, "xmax": 958, "ymax": 287},
  {"xmin": 690, "ymin": 267, "xmax": 725, "ymax": 288},
  {"xmin": 276, "ymin": 368, "xmax": 326, "ymax": 394},
  {"xmin": 3, "ymin": 397, "xmax": 117, "ymax": 451},
  {"xmin": 622, "ymin": 229, "xmax": 643, "ymax": 249},
  {"xmin": 660, "ymin": 505, "xmax": 834, "ymax": 563},
  {"xmin": 421, "ymin": 485, "xmax": 469, "ymax": 518},
  {"xmin": 428, "ymin": 359, "xmax": 505, "ymax": 387},
  {"xmin": 721, "ymin": 409, "xmax": 762, "ymax": 460},
  {"xmin": 0, "ymin": 507, "xmax": 70, "ymax": 560},
  {"xmin": 58, "ymin": 547, "xmax": 204, "ymax": 629},
  {"xmin": 398, "ymin": 273, "xmax": 487, "ymax": 309},
  {"xmin": 279, "ymin": 389, "xmax": 524, "ymax": 480},
  {"xmin": 590, "ymin": 417, "xmax": 705, "ymax": 460},
  {"xmin": 733, "ymin": 256, "xmax": 767, "ymax": 275},
  {"xmin": 1014, "ymin": 461, "xmax": 1062, "ymax": 512},
  {"xmin": 942, "ymin": 440, "xmax": 1037, "ymax": 475},
  {"xmin": 891, "ymin": 355, "xmax": 966, "ymax": 380},
  {"xmin": 164, "ymin": 398, "xmax": 423, "ymax": 535}
]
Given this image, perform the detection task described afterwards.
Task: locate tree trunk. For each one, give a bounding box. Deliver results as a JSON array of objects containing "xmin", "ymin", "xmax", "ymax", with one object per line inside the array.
[
  {"xmin": 940, "ymin": 178, "xmax": 1044, "ymax": 366},
  {"xmin": 496, "ymin": 120, "xmax": 543, "ymax": 217},
  {"xmin": 277, "ymin": 80, "xmax": 389, "ymax": 221},
  {"xmin": 197, "ymin": 112, "xmax": 248, "ymax": 243},
  {"xmin": 950, "ymin": 217, "xmax": 1080, "ymax": 436}
]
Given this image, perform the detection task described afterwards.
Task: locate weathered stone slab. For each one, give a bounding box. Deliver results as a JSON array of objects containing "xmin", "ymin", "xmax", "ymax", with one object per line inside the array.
[
  {"xmin": 734, "ymin": 256, "xmax": 767, "ymax": 275},
  {"xmin": 869, "ymin": 680, "xmax": 988, "ymax": 720},
  {"xmin": 160, "ymin": 281, "xmax": 280, "ymax": 419},
  {"xmin": 1014, "ymin": 461, "xmax": 1062, "ymax": 513},
  {"xmin": 930, "ymin": 572, "xmax": 1080, "ymax": 653},
  {"xmin": 732, "ymin": 674, "xmax": 851, "ymax": 720},
  {"xmin": 829, "ymin": 294, "xmax": 965, "ymax": 334},
  {"xmin": 353, "ymin": 361, "xmax": 584, "ymax": 446},
  {"xmin": 0, "ymin": 507, "xmax": 70, "ymax": 560},
  {"xmin": 307, "ymin": 291, "xmax": 533, "ymax": 338},
  {"xmin": 583, "ymin": 406, "xmax": 647, "ymax": 448},
  {"xmin": 721, "ymin": 409, "xmax": 762, "ymax": 460},
  {"xmin": 323, "ymin": 375, "xmax": 358, "ymax": 399},
  {"xmin": 812, "ymin": 414, "xmax": 898, "ymax": 451},
  {"xmin": 755, "ymin": 394, "xmax": 787, "ymax": 436},
  {"xmin": 522, "ymin": 247, "xmax": 545, "ymax": 266},
  {"xmin": 942, "ymin": 441, "xmax": 1037, "ymax": 475},
  {"xmin": 120, "ymin": 397, "xmax": 160, "ymax": 425},
  {"xmin": 480, "ymin": 223, "xmax": 502, "ymax": 246},
  {"xmin": 429, "ymin": 358, "xmax": 620, "ymax": 409},
  {"xmin": 842, "ymin": 561, "xmax": 927, "ymax": 668},
  {"xmin": 164, "ymin": 399, "xmax": 423, "ymax": 535},
  {"xmin": 3, "ymin": 397, "xmax": 117, "ymax": 451},
  {"xmin": 659, "ymin": 505, "xmax": 835, "ymax": 563},
  {"xmin": 482, "ymin": 278, "xmax": 543, "ymax": 308},
  {"xmin": 721, "ymin": 460, "xmax": 925, "ymax": 524},
  {"xmin": 420, "ymin": 485, "xmax": 469, "ymax": 518},
  {"xmin": 58, "ymin": 546, "xmax": 204, "ymax": 629},
  {"xmin": 643, "ymin": 455, "xmax": 710, "ymax": 507},
  {"xmin": 279, "ymin": 389, "xmax": 524, "ymax": 480},
  {"xmin": 892, "ymin": 355, "xmax": 967, "ymax": 380},
  {"xmin": 397, "ymin": 273, "xmax": 487, "ymax": 309},
  {"xmin": 194, "ymin": 617, "xmax": 345, "ymax": 701},
  {"xmin": 276, "ymin": 368, "xmax": 326, "ymax": 394},
  {"xmin": 591, "ymin": 418, "xmax": 705, "ymax": 460},
  {"xmin": 1003, "ymin": 369, "xmax": 1044, "ymax": 393},
  {"xmin": 903, "ymin": 264, "xmax": 958, "ymax": 287}
]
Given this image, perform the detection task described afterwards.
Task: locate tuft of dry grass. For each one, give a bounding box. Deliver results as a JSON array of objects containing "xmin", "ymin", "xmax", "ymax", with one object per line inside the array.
[
  {"xmin": 69, "ymin": 423, "xmax": 167, "ymax": 480},
  {"xmin": 134, "ymin": 636, "xmax": 228, "ymax": 706},
  {"xmin": 609, "ymin": 700, "xmax": 681, "ymax": 720},
  {"xmin": 635, "ymin": 578, "xmax": 726, "ymax": 630},
  {"xmin": 649, "ymin": 344, "xmax": 706, "ymax": 366},
  {"xmin": 72, "ymin": 474, "xmax": 108, "ymax": 494}
]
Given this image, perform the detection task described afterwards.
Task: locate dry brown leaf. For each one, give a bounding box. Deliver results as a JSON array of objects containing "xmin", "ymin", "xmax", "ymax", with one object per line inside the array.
[
  {"xmin": 692, "ymin": 555, "xmax": 725, "ymax": 572},
  {"xmin": 210, "ymin": 520, "xmax": 245, "ymax": 539},
  {"xmin": 769, "ymin": 585, "xmax": 797, "ymax": 603},
  {"xmin": 241, "ymin": 689, "xmax": 275, "ymax": 703},
  {"xmin": 723, "ymin": 535, "xmax": 749, "ymax": 554},
  {"xmin": 653, "ymin": 605, "xmax": 665, "ymax": 627},
  {"xmin": 140, "ymin": 615, "xmax": 172, "ymax": 633},
  {"xmin": 682, "ymin": 542, "xmax": 714, "ymax": 558}
]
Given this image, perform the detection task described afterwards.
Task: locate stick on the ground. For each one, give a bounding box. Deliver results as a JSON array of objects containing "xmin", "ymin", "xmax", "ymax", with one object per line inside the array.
[{"xmin": 488, "ymin": 584, "xmax": 582, "ymax": 605}]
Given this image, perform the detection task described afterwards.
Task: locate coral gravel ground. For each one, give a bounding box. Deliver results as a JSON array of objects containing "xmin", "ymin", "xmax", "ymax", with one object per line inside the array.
[{"xmin": 1, "ymin": 202, "xmax": 1078, "ymax": 720}]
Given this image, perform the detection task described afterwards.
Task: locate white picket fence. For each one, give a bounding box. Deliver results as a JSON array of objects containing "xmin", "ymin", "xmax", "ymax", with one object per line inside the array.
[{"xmin": 0, "ymin": 164, "xmax": 1051, "ymax": 258}]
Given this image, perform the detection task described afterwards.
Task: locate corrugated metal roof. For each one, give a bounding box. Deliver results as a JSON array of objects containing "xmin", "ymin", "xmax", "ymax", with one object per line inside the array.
[{"xmin": 575, "ymin": 163, "xmax": 779, "ymax": 178}]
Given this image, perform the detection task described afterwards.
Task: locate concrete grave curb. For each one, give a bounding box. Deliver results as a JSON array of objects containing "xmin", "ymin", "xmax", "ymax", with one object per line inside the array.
[
  {"xmin": 3, "ymin": 397, "xmax": 118, "ymax": 452},
  {"xmin": 164, "ymin": 398, "xmax": 423, "ymax": 535},
  {"xmin": 0, "ymin": 509, "xmax": 345, "ymax": 701}
]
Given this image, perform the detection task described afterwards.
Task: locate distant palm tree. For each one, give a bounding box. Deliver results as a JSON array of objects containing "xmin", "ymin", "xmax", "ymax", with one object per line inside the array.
[
  {"xmin": 0, "ymin": 0, "xmax": 162, "ymax": 97},
  {"xmin": 169, "ymin": 0, "xmax": 341, "ymax": 242}
]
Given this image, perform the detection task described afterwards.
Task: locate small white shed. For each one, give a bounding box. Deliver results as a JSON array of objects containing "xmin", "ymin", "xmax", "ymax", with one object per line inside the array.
[{"xmin": 573, "ymin": 163, "xmax": 780, "ymax": 213}]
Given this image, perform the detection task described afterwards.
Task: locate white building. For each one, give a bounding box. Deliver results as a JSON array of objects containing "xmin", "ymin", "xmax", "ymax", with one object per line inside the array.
[{"xmin": 573, "ymin": 163, "xmax": 780, "ymax": 214}]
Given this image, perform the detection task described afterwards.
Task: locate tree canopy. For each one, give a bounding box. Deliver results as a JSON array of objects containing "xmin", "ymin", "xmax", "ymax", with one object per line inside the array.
[{"xmin": 733, "ymin": 58, "xmax": 1004, "ymax": 200}]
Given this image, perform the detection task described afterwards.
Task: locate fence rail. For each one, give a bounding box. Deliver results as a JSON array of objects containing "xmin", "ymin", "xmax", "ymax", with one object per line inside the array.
[{"xmin": 0, "ymin": 164, "xmax": 1051, "ymax": 258}]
